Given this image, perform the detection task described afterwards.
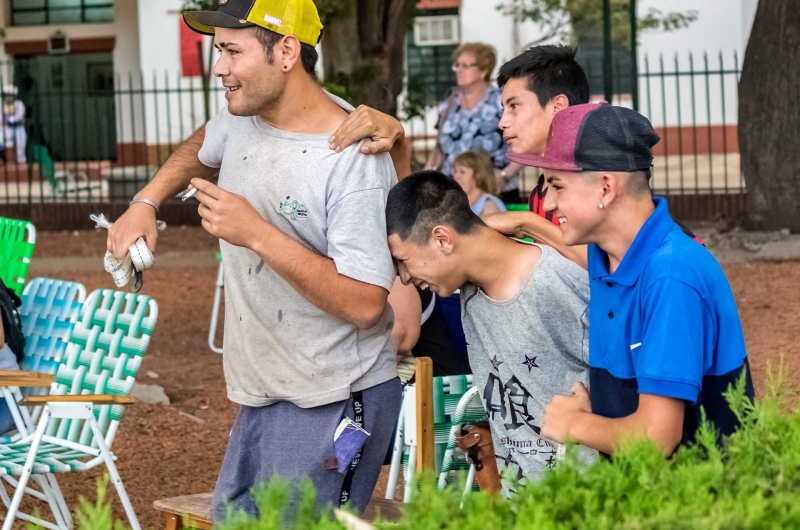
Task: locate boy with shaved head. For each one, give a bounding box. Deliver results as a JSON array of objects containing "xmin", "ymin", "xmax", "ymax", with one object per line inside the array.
[{"xmin": 386, "ymin": 170, "xmax": 597, "ymax": 496}]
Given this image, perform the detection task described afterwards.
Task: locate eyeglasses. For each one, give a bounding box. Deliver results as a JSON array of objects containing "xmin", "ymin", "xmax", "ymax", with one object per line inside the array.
[{"xmin": 452, "ymin": 62, "xmax": 478, "ymax": 71}]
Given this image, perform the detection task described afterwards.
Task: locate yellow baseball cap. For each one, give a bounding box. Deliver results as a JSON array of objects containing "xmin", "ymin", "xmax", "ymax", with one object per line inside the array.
[{"xmin": 183, "ymin": 0, "xmax": 323, "ymax": 47}]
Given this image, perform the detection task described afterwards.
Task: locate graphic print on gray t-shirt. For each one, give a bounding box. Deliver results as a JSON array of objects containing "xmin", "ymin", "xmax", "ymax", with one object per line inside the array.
[
  {"xmin": 461, "ymin": 243, "xmax": 598, "ymax": 495},
  {"xmin": 198, "ymin": 100, "xmax": 399, "ymax": 409}
]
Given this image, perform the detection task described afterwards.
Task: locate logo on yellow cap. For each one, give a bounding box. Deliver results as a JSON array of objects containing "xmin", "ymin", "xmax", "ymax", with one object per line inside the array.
[{"xmin": 264, "ymin": 14, "xmax": 283, "ymax": 27}]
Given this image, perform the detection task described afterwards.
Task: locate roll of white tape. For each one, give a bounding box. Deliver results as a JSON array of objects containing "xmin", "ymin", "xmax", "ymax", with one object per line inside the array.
[
  {"xmin": 128, "ymin": 237, "xmax": 156, "ymax": 271},
  {"xmin": 93, "ymin": 213, "xmax": 164, "ymax": 290},
  {"xmin": 103, "ymin": 237, "xmax": 156, "ymax": 288}
]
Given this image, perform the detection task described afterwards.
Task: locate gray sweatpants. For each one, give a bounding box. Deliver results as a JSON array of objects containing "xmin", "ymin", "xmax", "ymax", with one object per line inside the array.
[{"xmin": 211, "ymin": 378, "xmax": 401, "ymax": 524}]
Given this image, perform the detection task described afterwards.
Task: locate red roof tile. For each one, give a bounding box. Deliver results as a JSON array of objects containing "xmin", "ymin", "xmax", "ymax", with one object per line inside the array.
[{"xmin": 417, "ymin": 0, "xmax": 461, "ymax": 10}]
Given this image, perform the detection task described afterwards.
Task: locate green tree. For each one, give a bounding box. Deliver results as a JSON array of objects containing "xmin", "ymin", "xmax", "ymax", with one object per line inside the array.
[
  {"xmin": 315, "ymin": 0, "xmax": 419, "ymax": 115},
  {"xmin": 497, "ymin": 0, "xmax": 697, "ymax": 48}
]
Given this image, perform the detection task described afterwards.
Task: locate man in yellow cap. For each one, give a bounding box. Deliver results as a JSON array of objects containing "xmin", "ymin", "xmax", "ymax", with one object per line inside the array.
[{"xmin": 109, "ymin": 0, "xmax": 401, "ymax": 522}]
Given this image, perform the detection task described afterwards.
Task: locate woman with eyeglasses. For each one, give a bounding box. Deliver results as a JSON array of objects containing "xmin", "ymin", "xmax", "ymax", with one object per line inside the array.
[{"xmin": 424, "ymin": 43, "xmax": 525, "ymax": 204}]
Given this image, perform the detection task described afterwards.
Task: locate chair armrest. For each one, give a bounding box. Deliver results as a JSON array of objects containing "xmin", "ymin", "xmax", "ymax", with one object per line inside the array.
[
  {"xmin": 19, "ymin": 395, "xmax": 136, "ymax": 406},
  {"xmin": 0, "ymin": 371, "xmax": 55, "ymax": 388}
]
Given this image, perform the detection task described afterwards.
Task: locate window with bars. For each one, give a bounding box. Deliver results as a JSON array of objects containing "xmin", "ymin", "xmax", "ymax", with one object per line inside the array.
[
  {"xmin": 414, "ymin": 15, "xmax": 460, "ymax": 47},
  {"xmin": 11, "ymin": 0, "xmax": 114, "ymax": 26},
  {"xmin": 406, "ymin": 33, "xmax": 458, "ymax": 108}
]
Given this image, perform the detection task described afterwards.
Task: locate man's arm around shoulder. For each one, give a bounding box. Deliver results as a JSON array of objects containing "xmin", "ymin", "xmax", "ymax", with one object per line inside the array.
[{"xmin": 485, "ymin": 211, "xmax": 589, "ymax": 269}]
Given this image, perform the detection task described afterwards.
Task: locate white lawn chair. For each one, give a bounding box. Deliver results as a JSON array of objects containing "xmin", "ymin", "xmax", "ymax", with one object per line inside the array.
[
  {"xmin": 0, "ymin": 278, "xmax": 86, "ymax": 443},
  {"xmin": 385, "ymin": 359, "xmax": 486, "ymax": 502},
  {"xmin": 0, "ymin": 288, "xmax": 158, "ymax": 530}
]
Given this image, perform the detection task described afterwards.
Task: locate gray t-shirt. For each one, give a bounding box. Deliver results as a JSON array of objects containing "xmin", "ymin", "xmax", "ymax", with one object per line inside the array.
[
  {"xmin": 461, "ymin": 243, "xmax": 597, "ymax": 495},
  {"xmin": 199, "ymin": 98, "xmax": 398, "ymax": 409}
]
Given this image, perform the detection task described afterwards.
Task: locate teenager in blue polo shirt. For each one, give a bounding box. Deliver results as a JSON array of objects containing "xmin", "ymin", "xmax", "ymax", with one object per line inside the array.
[{"xmin": 519, "ymin": 102, "xmax": 754, "ymax": 456}]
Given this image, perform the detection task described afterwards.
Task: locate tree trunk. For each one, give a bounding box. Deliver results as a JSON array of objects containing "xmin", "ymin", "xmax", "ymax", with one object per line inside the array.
[
  {"xmin": 739, "ymin": 1, "xmax": 800, "ymax": 231},
  {"xmin": 319, "ymin": 0, "xmax": 418, "ymax": 115}
]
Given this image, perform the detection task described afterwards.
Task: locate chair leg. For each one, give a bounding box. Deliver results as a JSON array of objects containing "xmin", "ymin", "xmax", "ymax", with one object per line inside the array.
[
  {"xmin": 2, "ymin": 474, "xmax": 49, "ymax": 502},
  {"xmin": 0, "ymin": 477, "xmax": 11, "ymax": 509},
  {"xmin": 33, "ymin": 475, "xmax": 69, "ymax": 530},
  {"xmin": 2, "ymin": 406, "xmax": 50, "ymax": 530},
  {"xmin": 462, "ymin": 465, "xmax": 477, "ymax": 498},
  {"xmin": 403, "ymin": 447, "xmax": 417, "ymax": 503},
  {"xmin": 2, "ymin": 387, "xmax": 31, "ymax": 438},
  {"xmin": 88, "ymin": 418, "xmax": 141, "ymax": 530},
  {"xmin": 385, "ymin": 394, "xmax": 406, "ymax": 500},
  {"xmin": 46, "ymin": 473, "xmax": 72, "ymax": 529},
  {"xmin": 164, "ymin": 513, "xmax": 181, "ymax": 530}
]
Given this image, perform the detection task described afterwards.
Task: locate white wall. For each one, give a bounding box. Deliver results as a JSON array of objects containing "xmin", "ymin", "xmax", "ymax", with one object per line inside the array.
[
  {"xmin": 635, "ymin": 0, "xmax": 755, "ymax": 127},
  {"xmin": 741, "ymin": 0, "xmax": 759, "ymax": 53},
  {"xmin": 136, "ymin": 0, "xmax": 226, "ymax": 147},
  {"xmin": 459, "ymin": 0, "xmax": 554, "ymax": 72},
  {"xmin": 638, "ymin": 0, "xmax": 747, "ymax": 59},
  {"xmin": 137, "ymin": 0, "xmax": 187, "ymax": 75}
]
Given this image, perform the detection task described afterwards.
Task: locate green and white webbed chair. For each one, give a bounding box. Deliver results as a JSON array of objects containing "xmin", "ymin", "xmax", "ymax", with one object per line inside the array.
[
  {"xmin": 385, "ymin": 359, "xmax": 487, "ymax": 502},
  {"xmin": 0, "ymin": 216, "xmax": 36, "ymax": 297},
  {"xmin": 0, "ymin": 288, "xmax": 157, "ymax": 530},
  {"xmin": 0, "ymin": 278, "xmax": 87, "ymax": 443}
]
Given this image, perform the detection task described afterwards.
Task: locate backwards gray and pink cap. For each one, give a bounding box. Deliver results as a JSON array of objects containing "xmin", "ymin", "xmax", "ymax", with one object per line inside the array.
[{"xmin": 507, "ymin": 102, "xmax": 660, "ymax": 172}]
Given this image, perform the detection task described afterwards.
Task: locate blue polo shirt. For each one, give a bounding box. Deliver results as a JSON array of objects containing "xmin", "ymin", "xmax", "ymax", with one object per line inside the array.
[{"xmin": 588, "ymin": 197, "xmax": 754, "ymax": 448}]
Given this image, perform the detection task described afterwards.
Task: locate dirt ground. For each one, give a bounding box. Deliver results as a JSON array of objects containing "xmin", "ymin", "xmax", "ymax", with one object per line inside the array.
[{"xmin": 7, "ymin": 227, "xmax": 800, "ymax": 529}]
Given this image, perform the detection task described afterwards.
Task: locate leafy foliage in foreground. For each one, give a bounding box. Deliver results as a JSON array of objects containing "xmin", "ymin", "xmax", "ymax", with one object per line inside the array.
[
  {"xmin": 392, "ymin": 370, "xmax": 800, "ymax": 530},
  {"xmin": 61, "ymin": 366, "xmax": 800, "ymax": 529}
]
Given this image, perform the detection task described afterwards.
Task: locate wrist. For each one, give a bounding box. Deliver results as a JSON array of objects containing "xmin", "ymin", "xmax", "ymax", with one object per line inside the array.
[
  {"xmin": 130, "ymin": 197, "xmax": 160, "ymax": 214},
  {"xmin": 394, "ymin": 126, "xmax": 406, "ymax": 144},
  {"xmin": 129, "ymin": 201, "xmax": 158, "ymax": 216},
  {"xmin": 565, "ymin": 410, "xmax": 593, "ymax": 444},
  {"xmin": 247, "ymin": 219, "xmax": 273, "ymax": 255},
  {"xmin": 392, "ymin": 129, "xmax": 408, "ymax": 152}
]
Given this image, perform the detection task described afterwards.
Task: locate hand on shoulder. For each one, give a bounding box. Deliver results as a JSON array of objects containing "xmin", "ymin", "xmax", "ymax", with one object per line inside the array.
[{"xmin": 329, "ymin": 105, "xmax": 404, "ymax": 155}]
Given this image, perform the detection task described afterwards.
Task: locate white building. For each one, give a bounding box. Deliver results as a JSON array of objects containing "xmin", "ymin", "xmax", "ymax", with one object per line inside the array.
[
  {"xmin": 0, "ymin": 0, "xmax": 758, "ymax": 190},
  {"xmin": 409, "ymin": 0, "xmax": 757, "ymax": 192}
]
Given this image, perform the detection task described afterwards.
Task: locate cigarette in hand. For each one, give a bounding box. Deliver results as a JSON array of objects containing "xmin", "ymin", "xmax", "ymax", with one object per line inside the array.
[{"xmin": 182, "ymin": 188, "xmax": 198, "ymax": 202}]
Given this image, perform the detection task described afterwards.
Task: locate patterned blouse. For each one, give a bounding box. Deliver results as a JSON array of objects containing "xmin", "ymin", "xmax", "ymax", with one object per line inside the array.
[{"xmin": 437, "ymin": 86, "xmax": 514, "ymax": 189}]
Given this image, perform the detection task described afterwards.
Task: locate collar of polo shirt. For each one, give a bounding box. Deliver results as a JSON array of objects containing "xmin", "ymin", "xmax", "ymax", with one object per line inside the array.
[{"xmin": 588, "ymin": 197, "xmax": 674, "ymax": 286}]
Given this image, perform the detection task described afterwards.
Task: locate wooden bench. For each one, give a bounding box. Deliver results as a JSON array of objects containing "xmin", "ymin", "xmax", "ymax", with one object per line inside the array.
[{"xmin": 154, "ymin": 493, "xmax": 403, "ymax": 529}]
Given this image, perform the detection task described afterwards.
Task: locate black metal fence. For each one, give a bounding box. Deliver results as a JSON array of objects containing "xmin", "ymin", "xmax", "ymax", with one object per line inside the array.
[
  {"xmin": 404, "ymin": 51, "xmax": 743, "ymax": 197},
  {"xmin": 0, "ymin": 51, "xmax": 741, "ymax": 208}
]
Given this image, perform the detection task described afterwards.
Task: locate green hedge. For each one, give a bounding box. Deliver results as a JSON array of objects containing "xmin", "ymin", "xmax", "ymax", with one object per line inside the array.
[{"xmin": 71, "ymin": 369, "xmax": 800, "ymax": 529}]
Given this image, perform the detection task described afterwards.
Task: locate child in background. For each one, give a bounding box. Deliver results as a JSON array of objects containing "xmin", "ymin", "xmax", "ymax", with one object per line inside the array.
[
  {"xmin": 2, "ymin": 86, "xmax": 26, "ymax": 164},
  {"xmin": 453, "ymin": 151, "xmax": 507, "ymax": 219}
]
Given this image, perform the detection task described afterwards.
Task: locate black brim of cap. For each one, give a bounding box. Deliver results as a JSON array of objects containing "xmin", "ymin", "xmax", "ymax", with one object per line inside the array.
[{"xmin": 183, "ymin": 10, "xmax": 256, "ymax": 36}]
